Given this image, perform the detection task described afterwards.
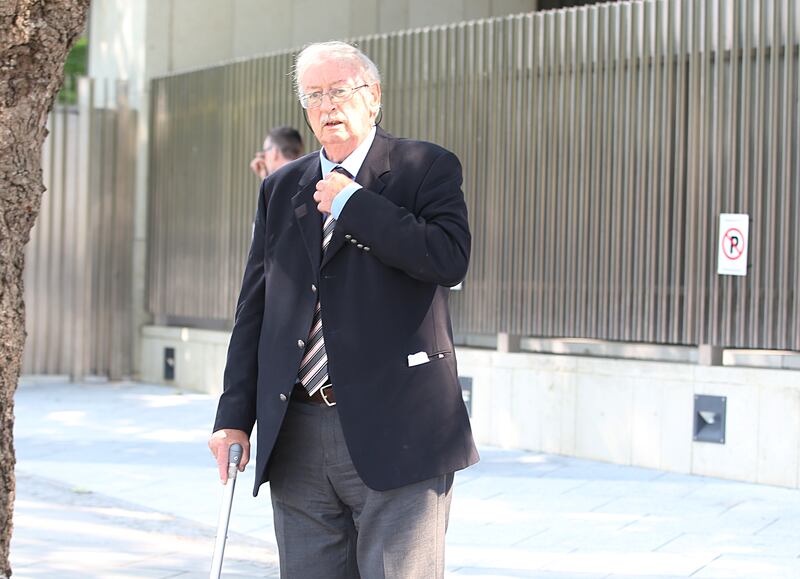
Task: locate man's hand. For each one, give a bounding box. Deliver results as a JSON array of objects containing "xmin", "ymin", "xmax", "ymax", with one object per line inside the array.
[
  {"xmin": 208, "ymin": 429, "xmax": 250, "ymax": 484},
  {"xmin": 250, "ymin": 152, "xmax": 268, "ymax": 180},
  {"xmin": 314, "ymin": 171, "xmax": 352, "ymax": 214}
]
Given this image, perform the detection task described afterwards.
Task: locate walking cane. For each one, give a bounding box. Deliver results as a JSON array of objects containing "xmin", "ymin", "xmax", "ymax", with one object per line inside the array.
[{"xmin": 210, "ymin": 442, "xmax": 243, "ymax": 579}]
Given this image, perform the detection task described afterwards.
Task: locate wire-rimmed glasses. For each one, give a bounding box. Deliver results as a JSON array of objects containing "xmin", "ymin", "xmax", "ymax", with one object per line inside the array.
[{"xmin": 299, "ymin": 84, "xmax": 369, "ymax": 109}]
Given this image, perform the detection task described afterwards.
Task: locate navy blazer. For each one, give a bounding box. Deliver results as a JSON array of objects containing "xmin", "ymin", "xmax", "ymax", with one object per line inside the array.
[{"xmin": 214, "ymin": 127, "xmax": 479, "ymax": 494}]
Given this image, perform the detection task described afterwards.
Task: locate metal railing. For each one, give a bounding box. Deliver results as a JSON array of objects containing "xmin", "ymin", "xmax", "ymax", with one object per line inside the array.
[
  {"xmin": 147, "ymin": 0, "xmax": 800, "ymax": 351},
  {"xmin": 23, "ymin": 78, "xmax": 137, "ymax": 379}
]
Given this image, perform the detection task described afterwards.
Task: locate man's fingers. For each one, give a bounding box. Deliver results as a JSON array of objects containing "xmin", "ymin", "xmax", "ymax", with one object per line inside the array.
[
  {"xmin": 217, "ymin": 452, "xmax": 229, "ymax": 484},
  {"xmin": 313, "ymin": 190, "xmax": 331, "ymax": 214},
  {"xmin": 208, "ymin": 429, "xmax": 250, "ymax": 484},
  {"xmin": 239, "ymin": 446, "xmax": 250, "ymax": 471},
  {"xmin": 316, "ymin": 173, "xmax": 350, "ymax": 196},
  {"xmin": 314, "ymin": 179, "xmax": 340, "ymax": 214},
  {"xmin": 324, "ymin": 172, "xmax": 351, "ymax": 185},
  {"xmin": 211, "ymin": 442, "xmax": 230, "ymax": 483}
]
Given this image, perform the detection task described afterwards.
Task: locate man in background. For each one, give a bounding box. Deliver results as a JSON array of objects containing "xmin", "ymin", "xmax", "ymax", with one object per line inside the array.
[{"xmin": 249, "ymin": 125, "xmax": 303, "ymax": 179}]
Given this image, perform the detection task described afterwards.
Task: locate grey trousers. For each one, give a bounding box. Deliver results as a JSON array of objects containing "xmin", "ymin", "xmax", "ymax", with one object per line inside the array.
[{"xmin": 268, "ymin": 399, "xmax": 454, "ymax": 579}]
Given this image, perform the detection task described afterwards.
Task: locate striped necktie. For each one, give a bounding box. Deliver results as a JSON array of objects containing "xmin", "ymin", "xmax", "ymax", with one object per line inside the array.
[{"xmin": 297, "ymin": 166, "xmax": 351, "ymax": 395}]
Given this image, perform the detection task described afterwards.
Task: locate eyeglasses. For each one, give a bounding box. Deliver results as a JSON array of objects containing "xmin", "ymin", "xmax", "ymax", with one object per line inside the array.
[{"xmin": 299, "ymin": 84, "xmax": 369, "ymax": 109}]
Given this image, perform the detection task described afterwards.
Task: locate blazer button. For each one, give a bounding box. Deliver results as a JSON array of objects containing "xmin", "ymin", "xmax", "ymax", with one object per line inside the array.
[
  {"xmin": 279, "ymin": 393, "xmax": 287, "ymax": 402},
  {"xmin": 364, "ymin": 246, "xmax": 371, "ymax": 251},
  {"xmin": 345, "ymin": 234, "xmax": 352, "ymax": 240},
  {"xmin": 311, "ymin": 284, "xmax": 317, "ymax": 293},
  {"xmin": 297, "ymin": 339, "xmax": 305, "ymax": 349},
  {"xmin": 350, "ymin": 238, "xmax": 357, "ymax": 244},
  {"xmin": 357, "ymin": 244, "xmax": 364, "ymax": 249}
]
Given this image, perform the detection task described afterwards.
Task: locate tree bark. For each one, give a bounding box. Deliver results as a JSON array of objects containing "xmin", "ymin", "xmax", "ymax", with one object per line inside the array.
[{"xmin": 0, "ymin": 1, "xmax": 90, "ymax": 575}]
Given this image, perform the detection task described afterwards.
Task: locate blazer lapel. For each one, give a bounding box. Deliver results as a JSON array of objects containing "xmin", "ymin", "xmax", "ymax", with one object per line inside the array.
[
  {"xmin": 322, "ymin": 129, "xmax": 392, "ymax": 268},
  {"xmin": 293, "ymin": 160, "xmax": 323, "ymax": 276}
]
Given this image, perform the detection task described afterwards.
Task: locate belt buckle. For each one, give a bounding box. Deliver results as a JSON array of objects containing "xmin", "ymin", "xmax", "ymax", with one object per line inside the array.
[{"xmin": 320, "ymin": 384, "xmax": 336, "ymax": 407}]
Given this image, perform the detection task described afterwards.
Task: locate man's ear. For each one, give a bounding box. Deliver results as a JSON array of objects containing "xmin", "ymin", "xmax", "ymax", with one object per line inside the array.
[{"xmin": 370, "ymin": 83, "xmax": 382, "ymax": 119}]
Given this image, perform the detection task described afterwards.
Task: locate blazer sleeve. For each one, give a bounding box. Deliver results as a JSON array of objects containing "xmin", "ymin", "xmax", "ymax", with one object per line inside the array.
[
  {"xmin": 335, "ymin": 149, "xmax": 470, "ymax": 287},
  {"xmin": 212, "ymin": 180, "xmax": 268, "ymax": 434}
]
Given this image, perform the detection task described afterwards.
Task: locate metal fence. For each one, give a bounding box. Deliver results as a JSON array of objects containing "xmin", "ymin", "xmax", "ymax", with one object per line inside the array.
[
  {"xmin": 23, "ymin": 78, "xmax": 137, "ymax": 379},
  {"xmin": 148, "ymin": 0, "xmax": 800, "ymax": 351}
]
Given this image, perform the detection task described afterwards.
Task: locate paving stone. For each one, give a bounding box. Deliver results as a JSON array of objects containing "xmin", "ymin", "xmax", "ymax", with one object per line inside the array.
[
  {"xmin": 691, "ymin": 554, "xmax": 800, "ymax": 578},
  {"xmin": 656, "ymin": 531, "xmax": 800, "ymax": 559},
  {"xmin": 538, "ymin": 551, "xmax": 715, "ymax": 576},
  {"xmin": 12, "ymin": 380, "xmax": 800, "ymax": 579}
]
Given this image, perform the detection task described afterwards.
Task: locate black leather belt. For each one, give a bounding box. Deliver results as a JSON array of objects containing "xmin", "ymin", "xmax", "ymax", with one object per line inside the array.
[{"xmin": 292, "ymin": 383, "xmax": 336, "ymax": 406}]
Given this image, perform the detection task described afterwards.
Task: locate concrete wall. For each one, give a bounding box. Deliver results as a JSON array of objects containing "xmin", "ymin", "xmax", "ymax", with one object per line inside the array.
[
  {"xmin": 141, "ymin": 326, "xmax": 229, "ymax": 394},
  {"xmin": 141, "ymin": 326, "xmax": 800, "ymax": 489},
  {"xmin": 89, "ymin": 0, "xmax": 537, "ymax": 86},
  {"xmin": 459, "ymin": 349, "xmax": 800, "ymax": 489},
  {"xmin": 166, "ymin": 0, "xmax": 536, "ymax": 69},
  {"xmin": 87, "ymin": 0, "xmax": 148, "ymax": 106}
]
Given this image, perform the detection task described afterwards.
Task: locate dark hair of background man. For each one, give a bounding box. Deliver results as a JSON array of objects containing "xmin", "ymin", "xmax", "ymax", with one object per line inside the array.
[{"xmin": 268, "ymin": 126, "xmax": 304, "ymax": 160}]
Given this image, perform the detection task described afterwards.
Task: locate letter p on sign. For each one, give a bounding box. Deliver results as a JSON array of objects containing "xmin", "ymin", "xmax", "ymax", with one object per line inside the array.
[{"xmin": 717, "ymin": 213, "xmax": 749, "ymax": 276}]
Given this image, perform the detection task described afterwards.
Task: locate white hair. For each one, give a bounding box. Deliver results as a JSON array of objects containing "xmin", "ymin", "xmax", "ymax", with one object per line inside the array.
[{"xmin": 294, "ymin": 41, "xmax": 381, "ymax": 97}]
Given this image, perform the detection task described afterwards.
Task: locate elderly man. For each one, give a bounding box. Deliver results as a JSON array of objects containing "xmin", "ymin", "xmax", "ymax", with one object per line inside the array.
[
  {"xmin": 209, "ymin": 41, "xmax": 478, "ymax": 578},
  {"xmin": 249, "ymin": 125, "xmax": 304, "ymax": 180}
]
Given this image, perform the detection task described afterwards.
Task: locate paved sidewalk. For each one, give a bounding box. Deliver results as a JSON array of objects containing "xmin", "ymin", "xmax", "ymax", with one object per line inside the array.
[{"xmin": 11, "ymin": 380, "xmax": 800, "ymax": 578}]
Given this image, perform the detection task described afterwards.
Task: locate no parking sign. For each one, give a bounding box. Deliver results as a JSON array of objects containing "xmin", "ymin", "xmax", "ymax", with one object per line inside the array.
[{"xmin": 717, "ymin": 213, "xmax": 749, "ymax": 276}]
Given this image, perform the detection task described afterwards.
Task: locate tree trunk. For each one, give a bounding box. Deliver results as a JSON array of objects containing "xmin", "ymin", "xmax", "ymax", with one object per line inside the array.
[{"xmin": 0, "ymin": 1, "xmax": 90, "ymax": 576}]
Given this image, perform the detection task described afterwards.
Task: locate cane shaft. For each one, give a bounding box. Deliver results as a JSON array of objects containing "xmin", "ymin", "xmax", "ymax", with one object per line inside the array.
[{"xmin": 209, "ymin": 443, "xmax": 243, "ymax": 579}]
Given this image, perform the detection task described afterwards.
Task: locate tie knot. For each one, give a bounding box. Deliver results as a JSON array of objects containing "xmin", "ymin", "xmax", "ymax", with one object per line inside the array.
[{"xmin": 332, "ymin": 166, "xmax": 353, "ymax": 179}]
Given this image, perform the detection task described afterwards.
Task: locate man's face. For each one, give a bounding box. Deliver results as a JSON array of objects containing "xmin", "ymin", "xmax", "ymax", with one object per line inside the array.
[
  {"xmin": 300, "ymin": 58, "xmax": 381, "ymax": 162},
  {"xmin": 262, "ymin": 137, "xmax": 281, "ymax": 174}
]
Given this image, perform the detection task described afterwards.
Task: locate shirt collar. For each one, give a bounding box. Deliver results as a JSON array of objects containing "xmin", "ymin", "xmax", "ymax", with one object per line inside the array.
[{"xmin": 319, "ymin": 126, "xmax": 377, "ymax": 179}]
